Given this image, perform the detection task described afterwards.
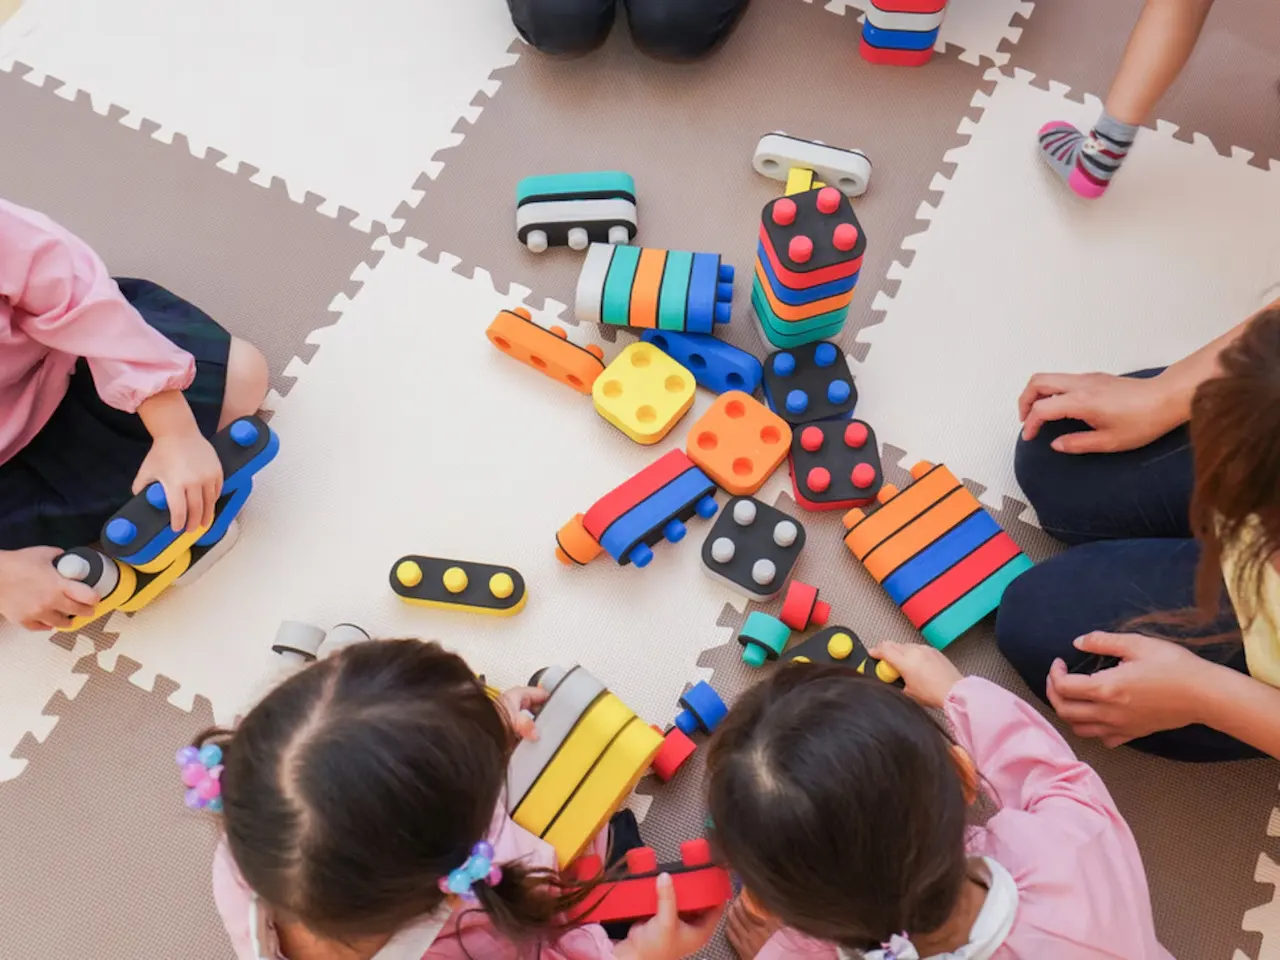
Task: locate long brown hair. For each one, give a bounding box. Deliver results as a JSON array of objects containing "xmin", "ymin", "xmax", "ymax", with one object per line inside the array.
[
  {"xmin": 196, "ymin": 639, "xmax": 592, "ymax": 950},
  {"xmin": 705, "ymin": 665, "xmax": 970, "ymax": 952},
  {"xmin": 1181, "ymin": 306, "xmax": 1280, "ymax": 637}
]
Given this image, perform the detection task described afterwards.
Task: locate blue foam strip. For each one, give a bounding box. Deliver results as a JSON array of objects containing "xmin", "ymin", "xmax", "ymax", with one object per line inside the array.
[
  {"xmin": 686, "ymin": 253, "xmax": 722, "ymax": 334},
  {"xmin": 757, "ymin": 245, "xmax": 859, "ymax": 304},
  {"xmin": 880, "ymin": 511, "xmax": 1002, "ymax": 604},
  {"xmin": 599, "ymin": 467, "xmax": 716, "ymax": 565},
  {"xmin": 640, "ymin": 330, "xmax": 763, "ymax": 395},
  {"xmin": 117, "ymin": 525, "xmax": 182, "ymax": 567},
  {"xmin": 861, "ymin": 22, "xmax": 940, "ymax": 50}
]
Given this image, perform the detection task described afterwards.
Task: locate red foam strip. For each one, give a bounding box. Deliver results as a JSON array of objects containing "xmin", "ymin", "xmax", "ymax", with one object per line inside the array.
[
  {"xmin": 859, "ymin": 37, "xmax": 934, "ymax": 66},
  {"xmin": 900, "ymin": 533, "xmax": 1022, "ymax": 626},
  {"xmin": 570, "ymin": 866, "xmax": 733, "ymax": 924},
  {"xmin": 584, "ymin": 450, "xmax": 697, "ymax": 540}
]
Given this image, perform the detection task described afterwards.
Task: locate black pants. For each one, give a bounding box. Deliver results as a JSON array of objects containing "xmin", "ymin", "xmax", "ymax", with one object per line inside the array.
[
  {"xmin": 508, "ymin": 0, "xmax": 750, "ymax": 59},
  {"xmin": 994, "ymin": 369, "xmax": 1260, "ymax": 763}
]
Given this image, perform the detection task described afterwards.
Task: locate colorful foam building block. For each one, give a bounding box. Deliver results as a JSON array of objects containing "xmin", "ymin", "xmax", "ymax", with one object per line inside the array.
[
  {"xmin": 674, "ymin": 681, "xmax": 728, "ymax": 737},
  {"xmin": 389, "ymin": 556, "xmax": 527, "ymax": 616},
  {"xmin": 487, "ymin": 308, "xmax": 606, "ymax": 394},
  {"xmin": 778, "ymin": 579, "xmax": 830, "ymax": 632},
  {"xmin": 640, "ymin": 330, "xmax": 763, "ymax": 396},
  {"xmin": 859, "ymin": 0, "xmax": 945, "ymax": 66},
  {"xmin": 753, "ymin": 133, "xmax": 872, "ymax": 198},
  {"xmin": 650, "ymin": 725, "xmax": 697, "ymax": 782},
  {"xmin": 516, "ymin": 171, "xmax": 637, "ymax": 252},
  {"xmin": 576, "ymin": 243, "xmax": 734, "ymax": 334},
  {"xmin": 752, "ymin": 187, "xmax": 866, "ymax": 350},
  {"xmin": 789, "ymin": 420, "xmax": 882, "ymax": 512},
  {"xmin": 556, "ymin": 449, "xmax": 718, "ymax": 568},
  {"xmin": 842, "ymin": 461, "xmax": 1034, "ymax": 649},
  {"xmin": 738, "ymin": 611, "xmax": 791, "ymax": 667},
  {"xmin": 761, "ymin": 341, "xmax": 857, "ymax": 425},
  {"xmin": 686, "ymin": 391, "xmax": 791, "ymax": 497},
  {"xmin": 101, "ymin": 415, "xmax": 279, "ymax": 572},
  {"xmin": 702, "ymin": 496, "xmax": 805, "ymax": 601},
  {"xmin": 567, "ymin": 840, "xmax": 732, "ymax": 924},
  {"xmin": 593, "ymin": 342, "xmax": 696, "ymax": 445},
  {"xmin": 506, "ymin": 665, "xmax": 663, "ymax": 866},
  {"xmin": 53, "ymin": 547, "xmax": 139, "ymax": 632},
  {"xmin": 782, "ymin": 625, "xmax": 903, "ymax": 686}
]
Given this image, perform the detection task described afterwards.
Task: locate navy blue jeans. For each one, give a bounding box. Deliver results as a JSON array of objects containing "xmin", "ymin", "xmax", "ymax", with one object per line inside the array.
[
  {"xmin": 507, "ymin": 0, "xmax": 750, "ymax": 59},
  {"xmin": 995, "ymin": 369, "xmax": 1259, "ymax": 762}
]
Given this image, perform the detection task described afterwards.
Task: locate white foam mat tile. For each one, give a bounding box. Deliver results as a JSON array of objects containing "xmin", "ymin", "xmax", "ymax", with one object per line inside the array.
[
  {"xmin": 0, "ymin": 0, "xmax": 519, "ymax": 230},
  {"xmin": 810, "ymin": 0, "xmax": 1034, "ymax": 66},
  {"xmin": 0, "ymin": 625, "xmax": 94, "ymax": 781},
  {"xmin": 852, "ymin": 68, "xmax": 1280, "ymax": 512},
  {"xmin": 95, "ymin": 239, "xmax": 742, "ymax": 730}
]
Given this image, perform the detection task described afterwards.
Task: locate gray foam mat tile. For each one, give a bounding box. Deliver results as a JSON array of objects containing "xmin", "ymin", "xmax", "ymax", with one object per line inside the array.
[
  {"xmin": 0, "ymin": 62, "xmax": 381, "ymax": 400},
  {"xmin": 396, "ymin": 0, "xmax": 991, "ymax": 360}
]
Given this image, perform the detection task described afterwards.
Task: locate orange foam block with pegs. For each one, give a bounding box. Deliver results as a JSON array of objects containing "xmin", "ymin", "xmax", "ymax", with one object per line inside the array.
[
  {"xmin": 567, "ymin": 839, "xmax": 732, "ymax": 925},
  {"xmin": 686, "ymin": 391, "xmax": 791, "ymax": 496},
  {"xmin": 487, "ymin": 307, "xmax": 606, "ymax": 394}
]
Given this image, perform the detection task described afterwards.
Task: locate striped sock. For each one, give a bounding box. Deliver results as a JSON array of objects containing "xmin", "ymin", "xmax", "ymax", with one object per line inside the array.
[{"xmin": 1037, "ymin": 111, "xmax": 1138, "ymax": 199}]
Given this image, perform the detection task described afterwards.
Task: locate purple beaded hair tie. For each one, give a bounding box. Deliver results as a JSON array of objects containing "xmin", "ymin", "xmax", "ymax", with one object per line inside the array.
[
  {"xmin": 439, "ymin": 842, "xmax": 503, "ymax": 901},
  {"xmin": 176, "ymin": 744, "xmax": 224, "ymax": 812}
]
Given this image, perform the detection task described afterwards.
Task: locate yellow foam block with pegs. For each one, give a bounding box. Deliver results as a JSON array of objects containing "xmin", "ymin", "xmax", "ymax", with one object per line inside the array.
[
  {"xmin": 54, "ymin": 548, "xmax": 139, "ymax": 632},
  {"xmin": 511, "ymin": 693, "xmax": 635, "ymax": 836},
  {"xmin": 118, "ymin": 550, "xmax": 192, "ymax": 613},
  {"xmin": 390, "ymin": 555, "xmax": 527, "ymax": 616},
  {"xmin": 541, "ymin": 718, "xmax": 663, "ymax": 865},
  {"xmin": 593, "ymin": 342, "xmax": 695, "ymax": 445}
]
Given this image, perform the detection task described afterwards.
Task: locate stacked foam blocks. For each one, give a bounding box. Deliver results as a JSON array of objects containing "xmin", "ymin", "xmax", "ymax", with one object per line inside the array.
[
  {"xmin": 751, "ymin": 186, "xmax": 865, "ymax": 349},
  {"xmin": 860, "ymin": 0, "xmax": 947, "ymax": 67}
]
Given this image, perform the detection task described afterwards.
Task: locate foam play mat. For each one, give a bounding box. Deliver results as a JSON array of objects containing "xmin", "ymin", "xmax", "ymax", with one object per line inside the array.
[{"xmin": 2, "ymin": 0, "xmax": 1280, "ymax": 957}]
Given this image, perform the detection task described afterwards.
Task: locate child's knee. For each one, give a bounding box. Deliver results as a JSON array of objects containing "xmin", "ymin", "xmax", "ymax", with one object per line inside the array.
[{"xmin": 220, "ymin": 338, "xmax": 269, "ymax": 427}]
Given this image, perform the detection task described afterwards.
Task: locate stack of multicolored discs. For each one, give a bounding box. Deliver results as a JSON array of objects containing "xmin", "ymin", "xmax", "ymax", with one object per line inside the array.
[
  {"xmin": 751, "ymin": 186, "xmax": 866, "ymax": 349},
  {"xmin": 860, "ymin": 0, "xmax": 947, "ymax": 67}
]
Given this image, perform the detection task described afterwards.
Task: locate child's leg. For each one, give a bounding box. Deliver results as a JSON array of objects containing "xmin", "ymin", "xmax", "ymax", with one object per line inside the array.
[
  {"xmin": 1038, "ymin": 0, "xmax": 1215, "ymax": 198},
  {"xmin": 219, "ymin": 337, "xmax": 270, "ymax": 429}
]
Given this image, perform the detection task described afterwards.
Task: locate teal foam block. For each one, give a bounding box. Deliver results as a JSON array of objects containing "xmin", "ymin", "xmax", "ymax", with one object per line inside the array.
[{"xmin": 921, "ymin": 555, "xmax": 1035, "ymax": 649}]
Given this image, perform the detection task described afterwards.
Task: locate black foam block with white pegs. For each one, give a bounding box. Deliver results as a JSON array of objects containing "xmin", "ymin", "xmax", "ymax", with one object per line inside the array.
[
  {"xmin": 762, "ymin": 341, "xmax": 857, "ymax": 425},
  {"xmin": 782, "ymin": 625, "xmax": 903, "ymax": 686},
  {"xmin": 702, "ymin": 496, "xmax": 805, "ymax": 600},
  {"xmin": 789, "ymin": 420, "xmax": 882, "ymax": 511}
]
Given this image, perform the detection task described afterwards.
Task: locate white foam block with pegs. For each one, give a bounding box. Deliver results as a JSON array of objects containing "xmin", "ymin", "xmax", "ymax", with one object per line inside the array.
[{"xmin": 752, "ymin": 133, "xmax": 872, "ymax": 197}]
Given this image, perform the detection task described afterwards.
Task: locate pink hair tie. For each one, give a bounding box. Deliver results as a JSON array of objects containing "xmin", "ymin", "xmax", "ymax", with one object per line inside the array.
[{"xmin": 176, "ymin": 745, "xmax": 223, "ymax": 812}]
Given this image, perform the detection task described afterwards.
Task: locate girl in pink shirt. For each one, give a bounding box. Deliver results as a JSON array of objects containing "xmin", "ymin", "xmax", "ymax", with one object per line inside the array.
[
  {"xmin": 707, "ymin": 644, "xmax": 1172, "ymax": 960},
  {"xmin": 0, "ymin": 198, "xmax": 268, "ymax": 631},
  {"xmin": 201, "ymin": 638, "xmax": 723, "ymax": 960}
]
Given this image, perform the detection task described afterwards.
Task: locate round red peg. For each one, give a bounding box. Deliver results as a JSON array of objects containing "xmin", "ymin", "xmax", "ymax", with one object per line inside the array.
[
  {"xmin": 772, "ymin": 198, "xmax": 797, "ymax": 226},
  {"xmin": 852, "ymin": 463, "xmax": 877, "ymax": 489},
  {"xmin": 833, "ymin": 223, "xmax": 859, "ymax": 252},
  {"xmin": 807, "ymin": 467, "xmax": 831, "ymax": 493},
  {"xmin": 817, "ymin": 187, "xmax": 842, "ymax": 215},
  {"xmin": 800, "ymin": 426, "xmax": 824, "ymax": 452},
  {"xmin": 789, "ymin": 235, "xmax": 813, "ymax": 264},
  {"xmin": 844, "ymin": 422, "xmax": 868, "ymax": 448}
]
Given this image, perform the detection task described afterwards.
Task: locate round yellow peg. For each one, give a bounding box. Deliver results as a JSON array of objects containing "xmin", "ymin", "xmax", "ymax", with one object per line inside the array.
[
  {"xmin": 442, "ymin": 566, "xmax": 468, "ymax": 594},
  {"xmin": 875, "ymin": 660, "xmax": 901, "ymax": 684},
  {"xmin": 489, "ymin": 572, "xmax": 514, "ymax": 600},
  {"xmin": 792, "ymin": 656, "xmax": 811, "ymax": 664},
  {"xmin": 826, "ymin": 632, "xmax": 854, "ymax": 660},
  {"xmin": 396, "ymin": 560, "xmax": 423, "ymax": 588}
]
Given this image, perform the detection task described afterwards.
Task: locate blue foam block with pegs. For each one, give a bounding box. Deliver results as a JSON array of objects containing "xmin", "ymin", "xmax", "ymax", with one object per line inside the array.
[
  {"xmin": 675, "ymin": 681, "xmax": 728, "ymax": 736},
  {"xmin": 597, "ymin": 469, "xmax": 718, "ymax": 567},
  {"xmin": 640, "ymin": 330, "xmax": 763, "ymax": 396}
]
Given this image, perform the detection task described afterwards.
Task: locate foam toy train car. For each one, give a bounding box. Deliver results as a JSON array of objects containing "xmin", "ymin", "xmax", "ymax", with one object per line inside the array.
[
  {"xmin": 593, "ymin": 342, "xmax": 696, "ymax": 445},
  {"xmin": 789, "ymin": 420, "xmax": 882, "ymax": 512},
  {"xmin": 516, "ymin": 171, "xmax": 638, "ymax": 253},
  {"xmin": 100, "ymin": 415, "xmax": 279, "ymax": 573},
  {"xmin": 782, "ymin": 625, "xmax": 902, "ymax": 686},
  {"xmin": 842, "ymin": 462, "xmax": 1033, "ymax": 649},
  {"xmin": 390, "ymin": 556, "xmax": 527, "ymax": 616},
  {"xmin": 577, "ymin": 243, "xmax": 734, "ymax": 334},
  {"xmin": 52, "ymin": 547, "xmax": 139, "ymax": 632},
  {"xmin": 702, "ymin": 496, "xmax": 805, "ymax": 601},
  {"xmin": 860, "ymin": 0, "xmax": 946, "ymax": 67},
  {"xmin": 685, "ymin": 391, "xmax": 791, "ymax": 497},
  {"xmin": 640, "ymin": 330, "xmax": 763, "ymax": 396},
  {"xmin": 762, "ymin": 341, "xmax": 857, "ymax": 426},
  {"xmin": 487, "ymin": 308, "xmax": 606, "ymax": 394},
  {"xmin": 507, "ymin": 665, "xmax": 663, "ymax": 866},
  {"xmin": 567, "ymin": 840, "xmax": 732, "ymax": 925},
  {"xmin": 556, "ymin": 450, "xmax": 718, "ymax": 569}
]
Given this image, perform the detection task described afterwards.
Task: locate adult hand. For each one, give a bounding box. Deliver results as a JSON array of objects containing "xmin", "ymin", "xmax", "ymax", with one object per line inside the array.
[
  {"xmin": 0, "ymin": 547, "xmax": 99, "ymax": 631},
  {"xmin": 1046, "ymin": 632, "xmax": 1208, "ymax": 747},
  {"xmin": 725, "ymin": 893, "xmax": 781, "ymax": 960},
  {"xmin": 875, "ymin": 642, "xmax": 964, "ymax": 709},
  {"xmin": 615, "ymin": 873, "xmax": 726, "ymax": 960},
  {"xmin": 498, "ymin": 685, "xmax": 549, "ymax": 741},
  {"xmin": 132, "ymin": 428, "xmax": 223, "ymax": 534},
  {"xmin": 1018, "ymin": 372, "xmax": 1181, "ymax": 454}
]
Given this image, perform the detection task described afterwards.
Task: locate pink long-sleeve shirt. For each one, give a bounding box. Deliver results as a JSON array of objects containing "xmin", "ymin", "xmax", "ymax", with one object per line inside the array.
[
  {"xmin": 0, "ymin": 197, "xmax": 194, "ymax": 465},
  {"xmin": 212, "ymin": 803, "xmax": 618, "ymax": 960},
  {"xmin": 756, "ymin": 677, "xmax": 1173, "ymax": 960}
]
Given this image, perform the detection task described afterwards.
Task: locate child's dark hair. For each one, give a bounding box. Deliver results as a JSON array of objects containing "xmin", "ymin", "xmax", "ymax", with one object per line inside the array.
[
  {"xmin": 196, "ymin": 638, "xmax": 589, "ymax": 945},
  {"xmin": 706, "ymin": 664, "xmax": 969, "ymax": 952}
]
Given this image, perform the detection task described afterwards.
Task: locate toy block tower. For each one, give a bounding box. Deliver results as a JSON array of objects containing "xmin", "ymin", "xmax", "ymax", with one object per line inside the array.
[
  {"xmin": 860, "ymin": 0, "xmax": 947, "ymax": 67},
  {"xmin": 842, "ymin": 461, "xmax": 1033, "ymax": 648}
]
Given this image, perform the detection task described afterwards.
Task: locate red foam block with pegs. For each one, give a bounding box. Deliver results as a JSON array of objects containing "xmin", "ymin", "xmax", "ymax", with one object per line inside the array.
[
  {"xmin": 779, "ymin": 580, "xmax": 830, "ymax": 631},
  {"xmin": 567, "ymin": 839, "xmax": 733, "ymax": 924},
  {"xmin": 650, "ymin": 725, "xmax": 697, "ymax": 782}
]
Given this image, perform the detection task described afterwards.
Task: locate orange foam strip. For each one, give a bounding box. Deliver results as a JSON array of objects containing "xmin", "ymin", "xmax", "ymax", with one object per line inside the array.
[
  {"xmin": 753, "ymin": 262, "xmax": 855, "ymax": 321},
  {"xmin": 629, "ymin": 248, "xmax": 666, "ymax": 329},
  {"xmin": 487, "ymin": 309, "xmax": 605, "ymax": 394},
  {"xmin": 843, "ymin": 465, "xmax": 959, "ymax": 559},
  {"xmin": 862, "ymin": 490, "xmax": 982, "ymax": 582}
]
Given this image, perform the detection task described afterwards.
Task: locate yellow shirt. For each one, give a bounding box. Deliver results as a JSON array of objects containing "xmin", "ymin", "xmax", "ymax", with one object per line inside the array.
[{"xmin": 1221, "ymin": 520, "xmax": 1280, "ymax": 688}]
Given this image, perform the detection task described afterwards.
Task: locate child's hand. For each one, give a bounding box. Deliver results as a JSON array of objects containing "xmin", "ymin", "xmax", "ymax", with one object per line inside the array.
[
  {"xmin": 498, "ymin": 685, "xmax": 549, "ymax": 741},
  {"xmin": 0, "ymin": 547, "xmax": 99, "ymax": 631},
  {"xmin": 133, "ymin": 428, "xmax": 223, "ymax": 534},
  {"xmin": 874, "ymin": 642, "xmax": 963, "ymax": 709},
  {"xmin": 614, "ymin": 873, "xmax": 726, "ymax": 960}
]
